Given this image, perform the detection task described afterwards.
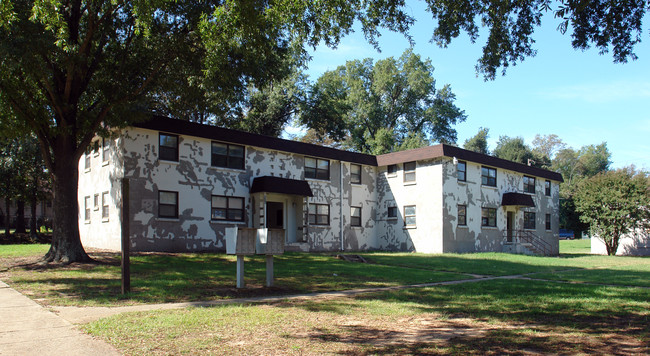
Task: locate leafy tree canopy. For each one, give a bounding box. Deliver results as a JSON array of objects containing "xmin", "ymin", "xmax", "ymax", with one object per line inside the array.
[
  {"xmin": 493, "ymin": 136, "xmax": 535, "ymax": 165},
  {"xmin": 463, "ymin": 127, "xmax": 490, "ymax": 155},
  {"xmin": 299, "ymin": 48, "xmax": 466, "ymax": 154},
  {"xmin": 574, "ymin": 168, "xmax": 650, "ymax": 255}
]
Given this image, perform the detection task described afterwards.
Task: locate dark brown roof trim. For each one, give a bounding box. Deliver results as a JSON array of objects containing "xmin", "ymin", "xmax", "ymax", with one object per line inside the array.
[
  {"xmin": 502, "ymin": 192, "xmax": 536, "ymax": 207},
  {"xmin": 377, "ymin": 144, "xmax": 563, "ymax": 182},
  {"xmin": 250, "ymin": 176, "xmax": 313, "ymax": 197},
  {"xmin": 134, "ymin": 116, "xmax": 377, "ymax": 166}
]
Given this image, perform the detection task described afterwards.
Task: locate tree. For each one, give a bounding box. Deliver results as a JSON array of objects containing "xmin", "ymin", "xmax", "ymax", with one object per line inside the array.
[
  {"xmin": 300, "ymin": 49, "xmax": 466, "ymax": 154},
  {"xmin": 532, "ymin": 134, "xmax": 565, "ymax": 161},
  {"xmin": 492, "ymin": 136, "xmax": 534, "ymax": 165},
  {"xmin": 574, "ymin": 168, "xmax": 650, "ymax": 255},
  {"xmin": 0, "ymin": 0, "xmax": 415, "ymax": 262},
  {"xmin": 463, "ymin": 127, "xmax": 490, "ymax": 155},
  {"xmin": 425, "ymin": 0, "xmax": 648, "ymax": 79}
]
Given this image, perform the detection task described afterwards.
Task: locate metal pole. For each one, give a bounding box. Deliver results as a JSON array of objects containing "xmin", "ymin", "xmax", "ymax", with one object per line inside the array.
[
  {"xmin": 236, "ymin": 255, "xmax": 245, "ymax": 288},
  {"xmin": 266, "ymin": 255, "xmax": 274, "ymax": 287},
  {"xmin": 121, "ymin": 178, "xmax": 130, "ymax": 294}
]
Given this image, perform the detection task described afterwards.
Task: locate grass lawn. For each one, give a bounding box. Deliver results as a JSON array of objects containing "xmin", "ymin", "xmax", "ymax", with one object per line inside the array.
[{"xmin": 559, "ymin": 238, "xmax": 592, "ymax": 254}]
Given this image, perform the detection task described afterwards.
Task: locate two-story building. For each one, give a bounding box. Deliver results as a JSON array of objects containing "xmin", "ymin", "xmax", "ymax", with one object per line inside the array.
[{"xmin": 79, "ymin": 116, "xmax": 563, "ymax": 255}]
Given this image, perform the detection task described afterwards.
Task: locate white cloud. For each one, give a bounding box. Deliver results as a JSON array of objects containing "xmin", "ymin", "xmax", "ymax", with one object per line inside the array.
[{"xmin": 538, "ymin": 81, "xmax": 650, "ymax": 103}]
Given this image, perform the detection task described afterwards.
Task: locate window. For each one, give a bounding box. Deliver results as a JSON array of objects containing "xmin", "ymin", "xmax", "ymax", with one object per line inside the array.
[
  {"xmin": 545, "ymin": 213, "xmax": 551, "ymax": 230},
  {"xmin": 524, "ymin": 212, "xmax": 536, "ymax": 229},
  {"xmin": 404, "ymin": 205, "xmax": 416, "ymax": 227},
  {"xmin": 458, "ymin": 205, "xmax": 467, "ymax": 226},
  {"xmin": 524, "ymin": 176, "xmax": 535, "ymax": 194},
  {"xmin": 481, "ymin": 207, "xmax": 496, "ymax": 227},
  {"xmin": 545, "ymin": 180, "xmax": 551, "ymax": 196},
  {"xmin": 102, "ymin": 138, "xmax": 110, "ymax": 163},
  {"xmin": 387, "ymin": 206, "xmax": 397, "ymax": 219},
  {"xmin": 84, "ymin": 148, "xmax": 91, "ymax": 170},
  {"xmin": 457, "ymin": 161, "xmax": 466, "ymax": 182},
  {"xmin": 211, "ymin": 195, "xmax": 244, "ymax": 221},
  {"xmin": 308, "ymin": 204, "xmax": 329, "ymax": 225},
  {"xmin": 305, "ymin": 157, "xmax": 329, "ymax": 180},
  {"xmin": 91, "ymin": 140, "xmax": 99, "ymax": 156},
  {"xmin": 158, "ymin": 190, "xmax": 178, "ymax": 218},
  {"xmin": 351, "ymin": 164, "xmax": 361, "ymax": 184},
  {"xmin": 84, "ymin": 196, "xmax": 90, "ymax": 221},
  {"xmin": 387, "ymin": 164, "xmax": 398, "ymax": 176},
  {"xmin": 93, "ymin": 193, "xmax": 99, "ymax": 211},
  {"xmin": 404, "ymin": 161, "xmax": 416, "ymax": 182},
  {"xmin": 351, "ymin": 206, "xmax": 361, "ymax": 227},
  {"xmin": 481, "ymin": 167, "xmax": 497, "ymax": 187},
  {"xmin": 211, "ymin": 142, "xmax": 245, "ymax": 169},
  {"xmin": 101, "ymin": 191, "xmax": 109, "ymax": 220},
  {"xmin": 159, "ymin": 133, "xmax": 179, "ymax": 162}
]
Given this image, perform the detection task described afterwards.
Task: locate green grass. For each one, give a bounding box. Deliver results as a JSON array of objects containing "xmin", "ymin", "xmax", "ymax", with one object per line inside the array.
[
  {"xmin": 559, "ymin": 238, "xmax": 592, "ymax": 254},
  {"xmin": 0, "ymin": 244, "xmax": 49, "ymax": 258}
]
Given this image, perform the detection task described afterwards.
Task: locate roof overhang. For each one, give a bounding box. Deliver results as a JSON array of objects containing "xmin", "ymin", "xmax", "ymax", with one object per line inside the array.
[
  {"xmin": 501, "ymin": 192, "xmax": 535, "ymax": 207},
  {"xmin": 250, "ymin": 176, "xmax": 313, "ymax": 197}
]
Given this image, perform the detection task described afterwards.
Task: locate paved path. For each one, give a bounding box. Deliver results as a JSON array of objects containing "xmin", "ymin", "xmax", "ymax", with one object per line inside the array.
[{"xmin": 0, "ymin": 281, "xmax": 119, "ymax": 356}]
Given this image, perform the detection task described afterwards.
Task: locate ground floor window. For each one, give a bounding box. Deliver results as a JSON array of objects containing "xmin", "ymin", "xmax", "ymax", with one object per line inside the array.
[
  {"xmin": 387, "ymin": 206, "xmax": 397, "ymax": 219},
  {"xmin": 458, "ymin": 205, "xmax": 467, "ymax": 226},
  {"xmin": 404, "ymin": 205, "xmax": 416, "ymax": 227},
  {"xmin": 211, "ymin": 195, "xmax": 245, "ymax": 221},
  {"xmin": 159, "ymin": 191, "xmax": 179, "ymax": 218},
  {"xmin": 101, "ymin": 191, "xmax": 109, "ymax": 220},
  {"xmin": 481, "ymin": 207, "xmax": 496, "ymax": 227},
  {"xmin": 351, "ymin": 206, "xmax": 361, "ymax": 227},
  {"xmin": 84, "ymin": 196, "xmax": 90, "ymax": 221},
  {"xmin": 545, "ymin": 213, "xmax": 551, "ymax": 230},
  {"xmin": 309, "ymin": 203, "xmax": 329, "ymax": 225},
  {"xmin": 524, "ymin": 211, "xmax": 536, "ymax": 230}
]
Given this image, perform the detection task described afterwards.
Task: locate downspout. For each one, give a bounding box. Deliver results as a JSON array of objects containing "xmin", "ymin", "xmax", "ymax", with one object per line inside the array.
[{"xmin": 340, "ymin": 160, "xmax": 344, "ymax": 252}]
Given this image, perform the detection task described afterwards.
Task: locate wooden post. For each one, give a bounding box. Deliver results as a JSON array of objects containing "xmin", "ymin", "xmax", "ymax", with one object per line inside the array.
[
  {"xmin": 266, "ymin": 255, "xmax": 274, "ymax": 287},
  {"xmin": 121, "ymin": 178, "xmax": 130, "ymax": 294},
  {"xmin": 236, "ymin": 255, "xmax": 245, "ymax": 288}
]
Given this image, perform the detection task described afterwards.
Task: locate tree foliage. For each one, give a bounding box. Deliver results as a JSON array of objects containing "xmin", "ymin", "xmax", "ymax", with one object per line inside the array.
[
  {"xmin": 300, "ymin": 49, "xmax": 466, "ymax": 154},
  {"xmin": 493, "ymin": 136, "xmax": 535, "ymax": 165},
  {"xmin": 574, "ymin": 168, "xmax": 650, "ymax": 255},
  {"xmin": 463, "ymin": 127, "xmax": 490, "ymax": 155}
]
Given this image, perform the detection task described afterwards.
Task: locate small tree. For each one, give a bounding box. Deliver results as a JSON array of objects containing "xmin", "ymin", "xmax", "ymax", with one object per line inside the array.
[{"xmin": 574, "ymin": 168, "xmax": 650, "ymax": 255}]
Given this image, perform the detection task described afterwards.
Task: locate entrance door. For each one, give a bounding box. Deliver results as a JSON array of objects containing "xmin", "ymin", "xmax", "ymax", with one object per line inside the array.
[
  {"xmin": 266, "ymin": 202, "xmax": 284, "ymax": 229},
  {"xmin": 506, "ymin": 211, "xmax": 514, "ymax": 243}
]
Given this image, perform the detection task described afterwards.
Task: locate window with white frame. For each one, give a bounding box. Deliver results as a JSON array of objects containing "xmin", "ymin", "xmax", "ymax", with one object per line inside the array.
[
  {"xmin": 524, "ymin": 211, "xmax": 536, "ymax": 229},
  {"xmin": 159, "ymin": 133, "xmax": 179, "ymax": 162},
  {"xmin": 458, "ymin": 204, "xmax": 467, "ymax": 226},
  {"xmin": 102, "ymin": 138, "xmax": 110, "ymax": 163},
  {"xmin": 84, "ymin": 148, "xmax": 91, "ymax": 170},
  {"xmin": 84, "ymin": 196, "xmax": 90, "ymax": 221},
  {"xmin": 158, "ymin": 191, "xmax": 178, "ymax": 218},
  {"xmin": 93, "ymin": 193, "xmax": 99, "ymax": 210},
  {"xmin": 458, "ymin": 161, "xmax": 466, "ymax": 182},
  {"xmin": 404, "ymin": 161, "xmax": 416, "ymax": 182},
  {"xmin": 305, "ymin": 157, "xmax": 330, "ymax": 180},
  {"xmin": 481, "ymin": 167, "xmax": 496, "ymax": 187},
  {"xmin": 211, "ymin": 195, "xmax": 245, "ymax": 221},
  {"xmin": 101, "ymin": 192, "xmax": 109, "ymax": 220},
  {"xmin": 351, "ymin": 164, "xmax": 361, "ymax": 184},
  {"xmin": 524, "ymin": 176, "xmax": 535, "ymax": 194},
  {"xmin": 308, "ymin": 204, "xmax": 329, "ymax": 225},
  {"xmin": 387, "ymin": 164, "xmax": 398, "ymax": 176},
  {"xmin": 351, "ymin": 206, "xmax": 361, "ymax": 227},
  {"xmin": 211, "ymin": 142, "xmax": 245, "ymax": 169},
  {"xmin": 404, "ymin": 205, "xmax": 416, "ymax": 227},
  {"xmin": 545, "ymin": 180, "xmax": 551, "ymax": 196},
  {"xmin": 481, "ymin": 207, "xmax": 496, "ymax": 227}
]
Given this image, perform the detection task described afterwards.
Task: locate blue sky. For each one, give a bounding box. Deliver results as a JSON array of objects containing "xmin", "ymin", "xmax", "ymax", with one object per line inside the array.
[{"xmin": 294, "ymin": 1, "xmax": 650, "ymax": 170}]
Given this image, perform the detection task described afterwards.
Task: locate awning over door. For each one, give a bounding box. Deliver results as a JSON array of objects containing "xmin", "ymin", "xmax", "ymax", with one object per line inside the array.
[
  {"xmin": 250, "ymin": 176, "xmax": 313, "ymax": 197},
  {"xmin": 501, "ymin": 192, "xmax": 535, "ymax": 207}
]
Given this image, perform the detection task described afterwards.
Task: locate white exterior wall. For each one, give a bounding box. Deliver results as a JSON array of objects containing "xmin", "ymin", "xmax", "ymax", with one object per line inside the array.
[
  {"xmin": 78, "ymin": 136, "xmax": 123, "ymax": 251},
  {"xmin": 591, "ymin": 229, "xmax": 650, "ymax": 256}
]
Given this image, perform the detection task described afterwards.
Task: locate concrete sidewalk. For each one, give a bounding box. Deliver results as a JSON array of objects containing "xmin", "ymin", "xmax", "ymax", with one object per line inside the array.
[{"xmin": 0, "ymin": 281, "xmax": 119, "ymax": 356}]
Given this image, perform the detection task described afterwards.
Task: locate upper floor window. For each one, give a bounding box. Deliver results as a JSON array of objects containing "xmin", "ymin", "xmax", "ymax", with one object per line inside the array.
[
  {"xmin": 523, "ymin": 176, "xmax": 536, "ymax": 194},
  {"xmin": 481, "ymin": 207, "xmax": 496, "ymax": 227},
  {"xmin": 404, "ymin": 205, "xmax": 416, "ymax": 227},
  {"xmin": 84, "ymin": 148, "xmax": 91, "ymax": 170},
  {"xmin": 305, "ymin": 157, "xmax": 329, "ymax": 180},
  {"xmin": 158, "ymin": 190, "xmax": 179, "ymax": 219},
  {"xmin": 524, "ymin": 211, "xmax": 536, "ymax": 229},
  {"xmin": 211, "ymin": 195, "xmax": 245, "ymax": 221},
  {"xmin": 404, "ymin": 161, "xmax": 416, "ymax": 182},
  {"xmin": 387, "ymin": 164, "xmax": 398, "ymax": 176},
  {"xmin": 159, "ymin": 133, "xmax": 179, "ymax": 162},
  {"xmin": 351, "ymin": 206, "xmax": 362, "ymax": 227},
  {"xmin": 545, "ymin": 180, "xmax": 551, "ymax": 196},
  {"xmin": 481, "ymin": 166, "xmax": 496, "ymax": 187},
  {"xmin": 458, "ymin": 204, "xmax": 467, "ymax": 226},
  {"xmin": 102, "ymin": 138, "xmax": 110, "ymax": 163},
  {"xmin": 211, "ymin": 142, "xmax": 245, "ymax": 169},
  {"xmin": 308, "ymin": 203, "xmax": 329, "ymax": 225},
  {"xmin": 351, "ymin": 164, "xmax": 361, "ymax": 184},
  {"xmin": 457, "ymin": 161, "xmax": 466, "ymax": 182},
  {"xmin": 387, "ymin": 206, "xmax": 397, "ymax": 219}
]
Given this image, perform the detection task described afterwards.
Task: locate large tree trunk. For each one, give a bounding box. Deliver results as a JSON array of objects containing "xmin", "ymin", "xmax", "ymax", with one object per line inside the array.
[
  {"xmin": 4, "ymin": 199, "xmax": 10, "ymax": 237},
  {"xmin": 44, "ymin": 144, "xmax": 91, "ymax": 263},
  {"xmin": 15, "ymin": 200, "xmax": 26, "ymax": 234}
]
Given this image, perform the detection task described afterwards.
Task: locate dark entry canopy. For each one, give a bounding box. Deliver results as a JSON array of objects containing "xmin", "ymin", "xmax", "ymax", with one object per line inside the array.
[
  {"xmin": 250, "ymin": 176, "xmax": 313, "ymax": 197},
  {"xmin": 501, "ymin": 192, "xmax": 535, "ymax": 207}
]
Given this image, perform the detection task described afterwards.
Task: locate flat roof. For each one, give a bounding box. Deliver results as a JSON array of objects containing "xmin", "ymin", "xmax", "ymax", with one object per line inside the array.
[{"xmin": 133, "ymin": 116, "xmax": 563, "ymax": 182}]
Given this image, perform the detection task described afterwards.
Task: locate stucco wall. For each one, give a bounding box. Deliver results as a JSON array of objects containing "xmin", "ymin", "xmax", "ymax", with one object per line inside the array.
[{"xmin": 591, "ymin": 230, "xmax": 650, "ymax": 256}]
